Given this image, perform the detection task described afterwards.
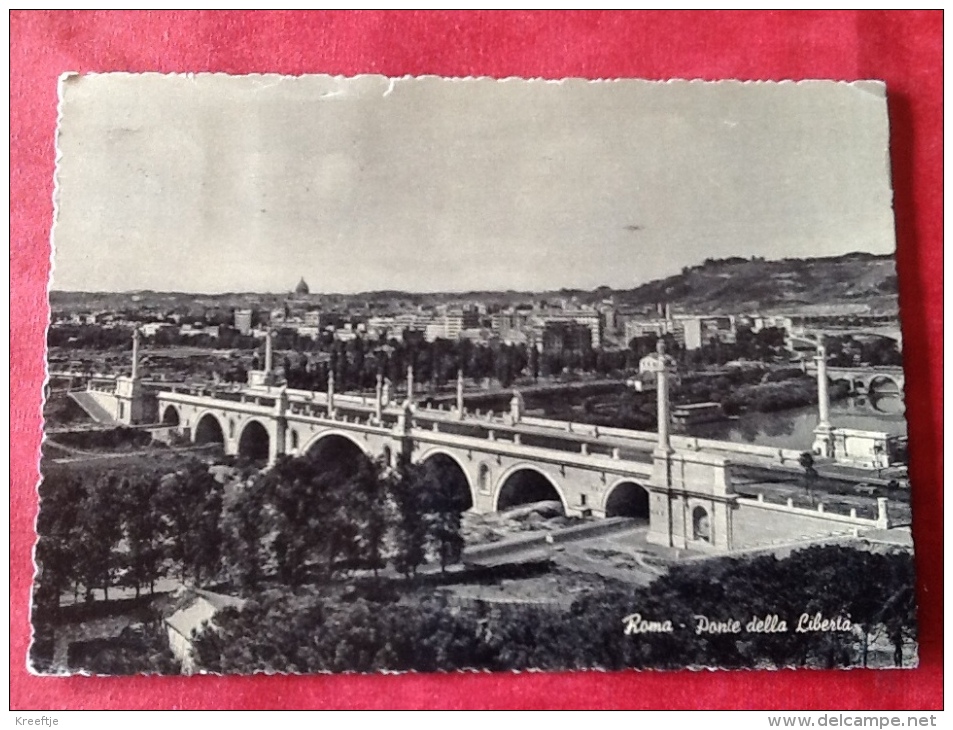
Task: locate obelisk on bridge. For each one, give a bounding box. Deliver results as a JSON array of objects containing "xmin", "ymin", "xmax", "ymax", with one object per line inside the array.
[
  {"xmin": 130, "ymin": 327, "xmax": 141, "ymax": 380},
  {"xmin": 815, "ymin": 338, "xmax": 831, "ymax": 427},
  {"xmin": 375, "ymin": 372, "xmax": 384, "ymax": 422},
  {"xmin": 406, "ymin": 365, "xmax": 415, "ymax": 404},
  {"xmin": 247, "ymin": 329, "xmax": 277, "ymax": 387},
  {"xmin": 264, "ymin": 329, "xmax": 274, "ymax": 374},
  {"xmin": 510, "ymin": 389, "xmax": 524, "ymax": 424},
  {"xmin": 114, "ymin": 327, "xmax": 145, "ymax": 425},
  {"xmin": 456, "ymin": 369, "xmax": 465, "ymax": 419},
  {"xmin": 327, "ymin": 370, "xmax": 336, "ymax": 415},
  {"xmin": 654, "ymin": 338, "xmax": 672, "ymax": 453},
  {"xmin": 812, "ymin": 337, "xmax": 835, "ymax": 458}
]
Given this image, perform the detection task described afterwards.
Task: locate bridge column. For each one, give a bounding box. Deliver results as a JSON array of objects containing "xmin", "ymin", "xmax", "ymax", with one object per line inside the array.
[
  {"xmin": 327, "ymin": 371, "xmax": 336, "ymax": 416},
  {"xmin": 509, "ymin": 390, "xmax": 524, "ymax": 424},
  {"xmin": 645, "ymin": 339, "xmax": 677, "ymax": 547},
  {"xmin": 375, "ymin": 373, "xmax": 383, "ymax": 423},
  {"xmin": 112, "ymin": 327, "xmax": 147, "ymax": 425},
  {"xmin": 131, "ymin": 327, "xmax": 140, "ymax": 380},
  {"xmin": 265, "ymin": 329, "xmax": 273, "ymax": 373},
  {"xmin": 646, "ymin": 339, "xmax": 673, "ymax": 453},
  {"xmin": 812, "ymin": 339, "xmax": 835, "ymax": 459},
  {"xmin": 456, "ymin": 370, "xmax": 465, "ymax": 419},
  {"xmin": 247, "ymin": 330, "xmax": 276, "ymax": 387},
  {"xmin": 397, "ymin": 401, "xmax": 414, "ymax": 466},
  {"xmin": 270, "ymin": 387, "xmax": 288, "ymax": 466}
]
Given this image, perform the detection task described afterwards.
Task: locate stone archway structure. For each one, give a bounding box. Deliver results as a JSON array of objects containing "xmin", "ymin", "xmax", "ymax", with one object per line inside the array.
[
  {"xmin": 161, "ymin": 404, "xmax": 181, "ymax": 426},
  {"xmin": 494, "ymin": 465, "xmax": 567, "ymax": 514},
  {"xmin": 418, "ymin": 450, "xmax": 475, "ymax": 512},
  {"xmin": 603, "ymin": 480, "xmax": 650, "ymax": 520},
  {"xmin": 193, "ymin": 412, "xmax": 225, "ymax": 446},
  {"xmin": 237, "ymin": 419, "xmax": 271, "ymax": 462}
]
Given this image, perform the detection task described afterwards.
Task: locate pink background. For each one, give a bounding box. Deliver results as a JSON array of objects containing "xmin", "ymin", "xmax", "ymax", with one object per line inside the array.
[{"xmin": 10, "ymin": 11, "xmax": 943, "ymax": 710}]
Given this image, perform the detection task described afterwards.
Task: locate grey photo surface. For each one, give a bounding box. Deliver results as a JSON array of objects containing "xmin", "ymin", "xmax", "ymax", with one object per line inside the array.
[{"xmin": 36, "ymin": 73, "xmax": 915, "ymax": 676}]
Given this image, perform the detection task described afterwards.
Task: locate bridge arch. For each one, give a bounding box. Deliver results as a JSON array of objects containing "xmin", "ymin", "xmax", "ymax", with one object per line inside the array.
[
  {"xmin": 193, "ymin": 411, "xmax": 226, "ymax": 446},
  {"xmin": 237, "ymin": 419, "xmax": 271, "ymax": 462},
  {"xmin": 868, "ymin": 375, "xmax": 901, "ymax": 395},
  {"xmin": 494, "ymin": 463, "xmax": 567, "ymax": 514},
  {"xmin": 603, "ymin": 479, "xmax": 650, "ymax": 520},
  {"xmin": 417, "ymin": 449, "xmax": 475, "ymax": 511},
  {"xmin": 161, "ymin": 404, "xmax": 181, "ymax": 427},
  {"xmin": 300, "ymin": 429, "xmax": 372, "ymax": 459},
  {"xmin": 303, "ymin": 430, "xmax": 372, "ymax": 478}
]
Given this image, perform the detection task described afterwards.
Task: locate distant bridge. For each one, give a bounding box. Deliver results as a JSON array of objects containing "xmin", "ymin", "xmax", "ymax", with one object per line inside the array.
[
  {"xmin": 789, "ymin": 325, "xmax": 903, "ymax": 347},
  {"xmin": 803, "ymin": 362, "xmax": 905, "ymax": 395}
]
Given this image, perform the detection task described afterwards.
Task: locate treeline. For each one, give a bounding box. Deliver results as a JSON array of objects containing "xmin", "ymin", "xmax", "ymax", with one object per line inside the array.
[
  {"xmin": 221, "ymin": 454, "xmax": 468, "ymax": 592},
  {"xmin": 33, "ymin": 452, "xmax": 469, "ymax": 621},
  {"xmin": 50, "ymin": 427, "xmax": 153, "ymax": 452},
  {"xmin": 283, "ymin": 337, "xmax": 541, "ymax": 392},
  {"xmin": 191, "ymin": 545, "xmax": 916, "ymax": 673},
  {"xmin": 563, "ymin": 368, "xmax": 847, "ymax": 434},
  {"xmin": 34, "ymin": 461, "xmax": 226, "ymax": 614},
  {"xmin": 825, "ymin": 334, "xmax": 903, "ymax": 368},
  {"xmin": 675, "ymin": 368, "xmax": 849, "ymax": 417}
]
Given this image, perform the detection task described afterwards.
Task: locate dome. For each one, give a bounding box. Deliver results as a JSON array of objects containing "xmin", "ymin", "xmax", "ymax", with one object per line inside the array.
[{"xmin": 295, "ymin": 277, "xmax": 310, "ymax": 295}]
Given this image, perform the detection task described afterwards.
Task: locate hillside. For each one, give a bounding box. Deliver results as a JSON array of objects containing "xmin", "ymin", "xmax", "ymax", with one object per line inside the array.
[
  {"xmin": 49, "ymin": 252, "xmax": 901, "ymax": 317},
  {"xmin": 614, "ymin": 252, "xmax": 900, "ymax": 316}
]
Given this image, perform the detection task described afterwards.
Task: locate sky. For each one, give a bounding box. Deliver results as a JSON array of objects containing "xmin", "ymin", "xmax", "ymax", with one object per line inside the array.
[{"xmin": 51, "ymin": 74, "xmax": 897, "ymax": 294}]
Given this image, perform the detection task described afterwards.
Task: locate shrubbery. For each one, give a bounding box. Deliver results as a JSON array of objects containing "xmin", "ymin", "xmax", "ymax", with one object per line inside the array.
[{"xmin": 191, "ymin": 545, "xmax": 916, "ymax": 673}]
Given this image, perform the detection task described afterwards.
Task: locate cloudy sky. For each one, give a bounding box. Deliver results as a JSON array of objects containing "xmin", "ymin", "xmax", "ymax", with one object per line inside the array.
[{"xmin": 51, "ymin": 74, "xmax": 896, "ymax": 294}]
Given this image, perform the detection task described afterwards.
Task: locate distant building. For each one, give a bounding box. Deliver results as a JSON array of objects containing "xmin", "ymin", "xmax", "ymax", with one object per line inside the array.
[
  {"xmin": 539, "ymin": 308, "xmax": 603, "ymax": 348},
  {"xmin": 541, "ymin": 321, "xmax": 593, "ymax": 356},
  {"xmin": 303, "ymin": 310, "xmax": 339, "ymax": 329},
  {"xmin": 295, "ymin": 277, "xmax": 310, "ymax": 296},
  {"xmin": 425, "ymin": 309, "xmax": 480, "ymax": 341},
  {"xmin": 682, "ymin": 315, "xmax": 736, "ymax": 351},
  {"xmin": 624, "ymin": 317, "xmax": 682, "ymax": 345},
  {"xmin": 234, "ymin": 308, "xmax": 253, "ymax": 335},
  {"xmin": 140, "ymin": 322, "xmax": 173, "ymax": 337}
]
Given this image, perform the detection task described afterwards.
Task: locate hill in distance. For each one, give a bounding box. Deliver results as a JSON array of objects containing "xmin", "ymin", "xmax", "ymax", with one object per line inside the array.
[
  {"xmin": 612, "ymin": 252, "xmax": 899, "ymax": 316},
  {"xmin": 50, "ymin": 252, "xmax": 900, "ymax": 317}
]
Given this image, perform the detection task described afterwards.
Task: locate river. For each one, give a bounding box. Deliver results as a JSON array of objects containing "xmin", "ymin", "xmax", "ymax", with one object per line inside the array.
[
  {"xmin": 516, "ymin": 385, "xmax": 907, "ymax": 453},
  {"xmin": 689, "ymin": 394, "xmax": 907, "ymax": 450}
]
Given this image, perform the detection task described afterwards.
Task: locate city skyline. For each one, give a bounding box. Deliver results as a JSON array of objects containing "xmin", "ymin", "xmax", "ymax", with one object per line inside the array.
[
  {"xmin": 49, "ymin": 249, "xmax": 895, "ymax": 297},
  {"xmin": 52, "ymin": 74, "xmax": 896, "ymax": 294}
]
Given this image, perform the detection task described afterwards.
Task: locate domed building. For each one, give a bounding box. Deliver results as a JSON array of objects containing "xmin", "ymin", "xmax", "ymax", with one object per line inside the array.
[{"xmin": 295, "ymin": 277, "xmax": 310, "ymax": 296}]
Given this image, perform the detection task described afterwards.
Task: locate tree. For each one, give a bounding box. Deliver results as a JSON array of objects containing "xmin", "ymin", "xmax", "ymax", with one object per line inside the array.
[
  {"xmin": 76, "ymin": 473, "xmax": 124, "ymax": 601},
  {"xmin": 879, "ymin": 551, "xmax": 918, "ymax": 667},
  {"xmin": 154, "ymin": 463, "xmax": 224, "ymax": 585},
  {"xmin": 221, "ymin": 478, "xmax": 266, "ymax": 592},
  {"xmin": 34, "ymin": 472, "xmax": 87, "ymax": 614},
  {"xmin": 528, "ymin": 344, "xmax": 540, "ymax": 382},
  {"xmin": 798, "ymin": 451, "xmax": 819, "ymax": 506},
  {"xmin": 419, "ymin": 461, "xmax": 466, "ymax": 572},
  {"xmin": 390, "ymin": 463, "xmax": 428, "ymax": 578},
  {"xmin": 347, "ymin": 456, "xmax": 390, "ymax": 575},
  {"xmin": 120, "ymin": 472, "xmax": 165, "ymax": 598}
]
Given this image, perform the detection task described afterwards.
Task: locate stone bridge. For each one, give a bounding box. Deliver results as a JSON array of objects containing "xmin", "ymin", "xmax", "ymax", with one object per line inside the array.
[
  {"xmin": 803, "ymin": 362, "xmax": 905, "ymax": 395},
  {"xmin": 151, "ymin": 345, "xmax": 769, "ymax": 552},
  {"xmin": 74, "ymin": 332, "xmax": 899, "ymax": 554},
  {"xmin": 156, "ymin": 385, "xmax": 667, "ymax": 520}
]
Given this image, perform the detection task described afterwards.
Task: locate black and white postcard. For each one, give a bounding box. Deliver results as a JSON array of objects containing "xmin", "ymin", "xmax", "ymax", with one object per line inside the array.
[{"xmin": 33, "ymin": 74, "xmax": 916, "ymax": 675}]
